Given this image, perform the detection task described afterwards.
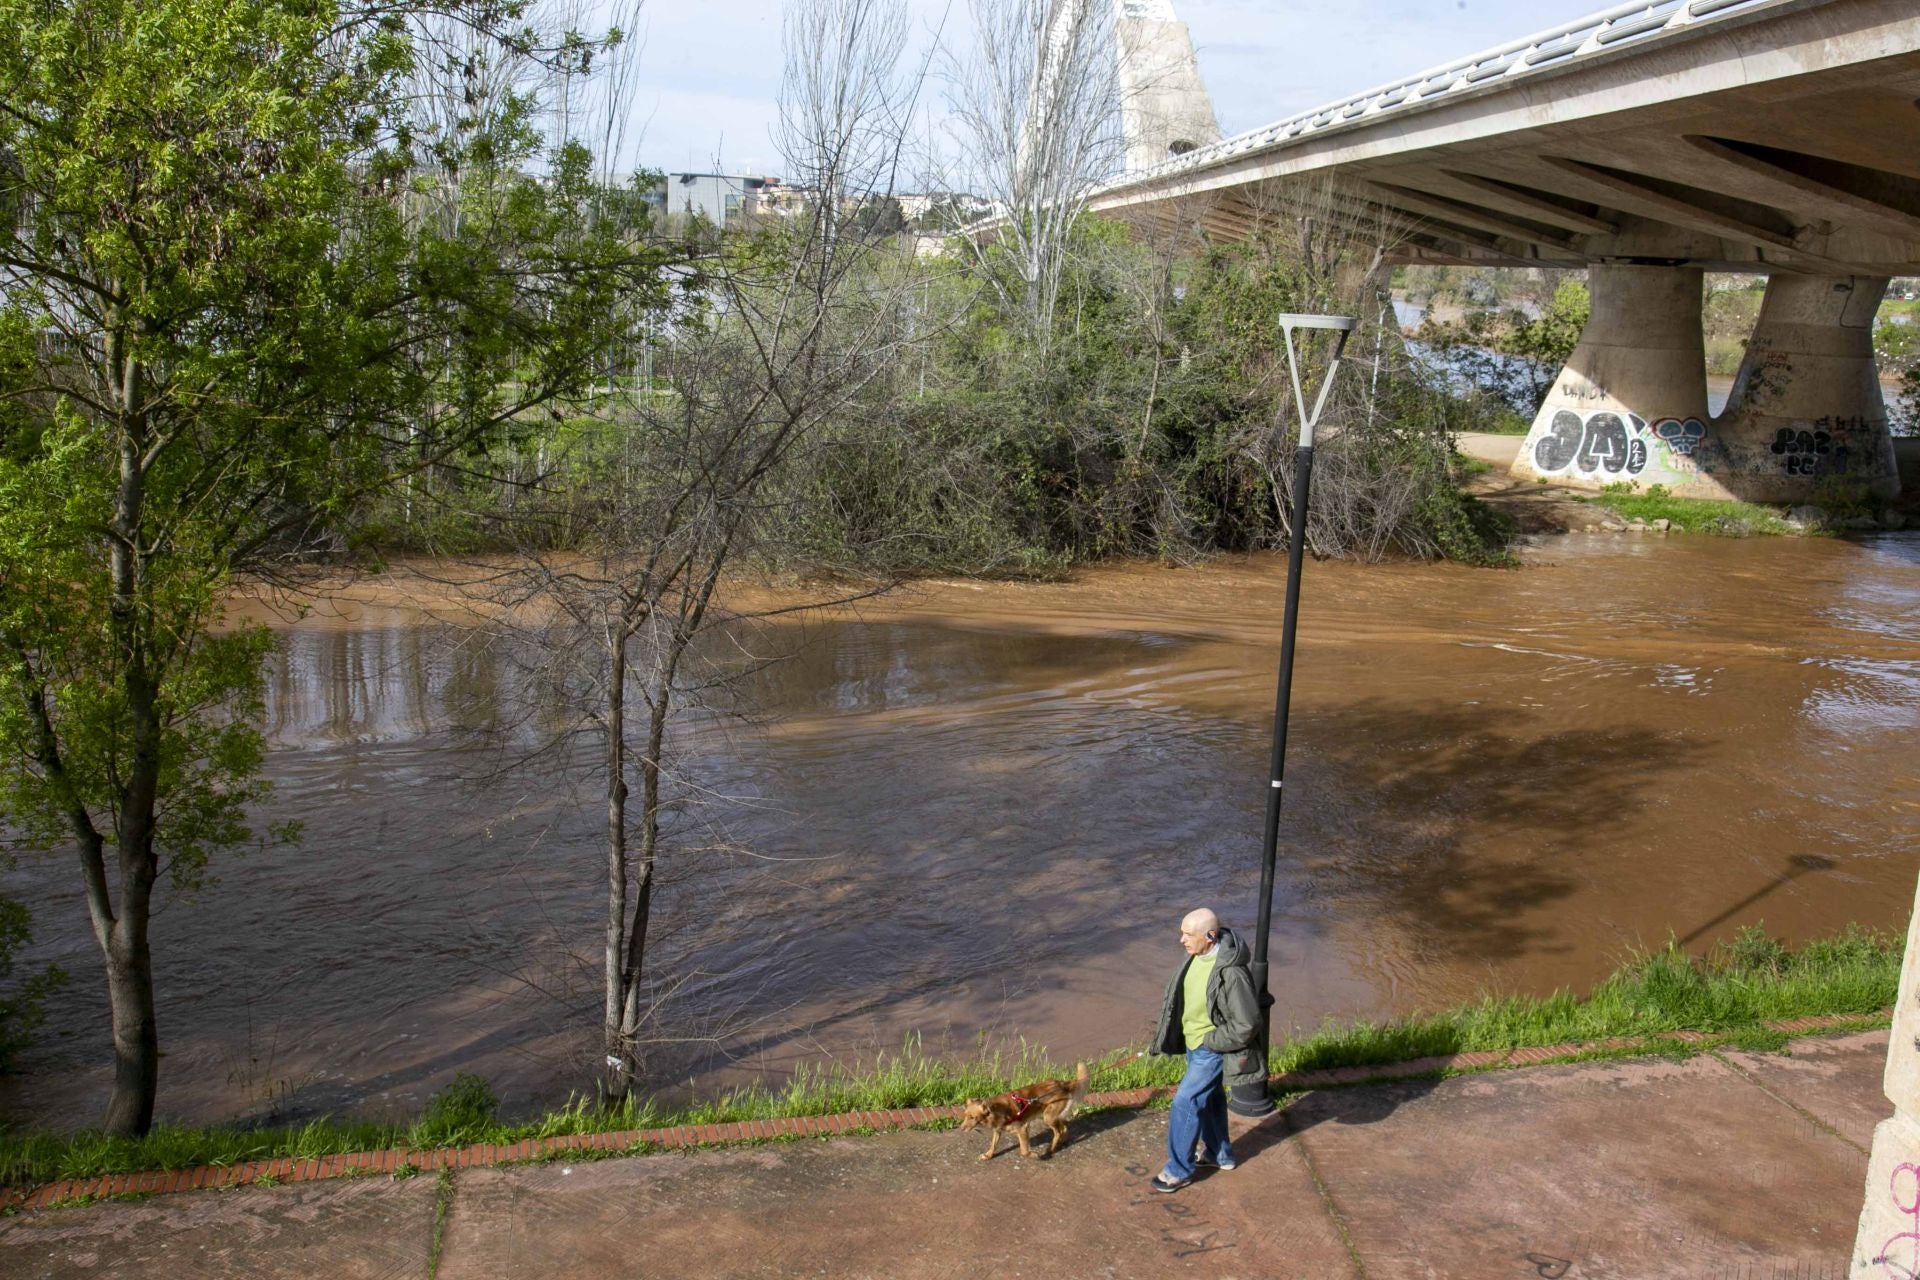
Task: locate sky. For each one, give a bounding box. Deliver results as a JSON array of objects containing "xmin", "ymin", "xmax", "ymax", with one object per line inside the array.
[{"xmin": 623, "ymin": 0, "xmax": 1619, "ymax": 178}]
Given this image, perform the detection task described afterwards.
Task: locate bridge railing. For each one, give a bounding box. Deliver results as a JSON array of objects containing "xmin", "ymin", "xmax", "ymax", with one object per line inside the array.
[{"xmin": 1097, "ymin": 0, "xmax": 1798, "ymax": 196}]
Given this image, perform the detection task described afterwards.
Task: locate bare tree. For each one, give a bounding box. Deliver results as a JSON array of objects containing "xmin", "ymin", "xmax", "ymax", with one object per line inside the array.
[
  {"xmin": 945, "ymin": 0, "xmax": 1120, "ymax": 348},
  {"xmin": 457, "ymin": 0, "xmax": 926, "ymax": 1102}
]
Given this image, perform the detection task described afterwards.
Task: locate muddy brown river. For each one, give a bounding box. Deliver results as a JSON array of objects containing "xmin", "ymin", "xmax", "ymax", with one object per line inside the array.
[{"xmin": 6, "ymin": 534, "xmax": 1920, "ymax": 1130}]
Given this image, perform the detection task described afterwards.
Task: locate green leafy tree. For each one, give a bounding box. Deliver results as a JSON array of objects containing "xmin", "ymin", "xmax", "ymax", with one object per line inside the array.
[
  {"xmin": 0, "ymin": 0, "xmax": 659, "ymax": 1135},
  {"xmin": 1501, "ymin": 278, "xmax": 1590, "ymax": 372}
]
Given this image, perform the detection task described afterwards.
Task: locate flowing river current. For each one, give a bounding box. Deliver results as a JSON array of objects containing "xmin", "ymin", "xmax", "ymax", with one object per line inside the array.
[{"xmin": 7, "ymin": 534, "xmax": 1920, "ymax": 1130}]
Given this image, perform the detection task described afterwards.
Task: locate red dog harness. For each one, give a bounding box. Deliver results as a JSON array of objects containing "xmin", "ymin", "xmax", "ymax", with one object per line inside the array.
[{"xmin": 1005, "ymin": 1093, "xmax": 1034, "ymax": 1122}]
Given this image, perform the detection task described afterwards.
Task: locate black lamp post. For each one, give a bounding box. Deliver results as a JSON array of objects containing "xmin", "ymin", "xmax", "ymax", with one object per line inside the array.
[{"xmin": 1227, "ymin": 311, "xmax": 1358, "ymax": 1118}]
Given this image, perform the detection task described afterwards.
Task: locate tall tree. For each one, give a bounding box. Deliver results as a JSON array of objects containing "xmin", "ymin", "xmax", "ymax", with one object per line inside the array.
[
  {"xmin": 0, "ymin": 0, "xmax": 657, "ymax": 1134},
  {"xmin": 945, "ymin": 0, "xmax": 1120, "ymax": 348}
]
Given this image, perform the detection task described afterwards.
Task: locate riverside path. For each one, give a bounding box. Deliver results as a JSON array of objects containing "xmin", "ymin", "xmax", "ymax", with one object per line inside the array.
[{"xmin": 0, "ymin": 1027, "xmax": 1888, "ymax": 1279}]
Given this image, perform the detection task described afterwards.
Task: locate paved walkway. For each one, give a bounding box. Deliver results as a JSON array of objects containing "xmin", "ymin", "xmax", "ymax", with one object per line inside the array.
[{"xmin": 0, "ymin": 1030, "xmax": 1887, "ymax": 1280}]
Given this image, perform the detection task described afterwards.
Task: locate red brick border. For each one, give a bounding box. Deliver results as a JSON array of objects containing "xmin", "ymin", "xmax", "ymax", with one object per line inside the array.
[{"xmin": 1, "ymin": 1011, "xmax": 1884, "ymax": 1213}]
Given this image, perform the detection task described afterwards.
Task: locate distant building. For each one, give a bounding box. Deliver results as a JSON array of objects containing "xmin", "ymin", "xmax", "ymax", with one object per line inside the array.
[
  {"xmin": 639, "ymin": 176, "xmax": 989, "ymax": 243},
  {"xmin": 645, "ymin": 173, "xmax": 809, "ymax": 227},
  {"xmin": 897, "ymin": 192, "xmax": 993, "ymax": 231}
]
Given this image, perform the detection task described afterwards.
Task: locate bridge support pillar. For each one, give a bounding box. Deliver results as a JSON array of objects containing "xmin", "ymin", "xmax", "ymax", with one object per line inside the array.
[
  {"xmin": 1509, "ymin": 264, "xmax": 1710, "ymax": 493},
  {"xmin": 1703, "ymin": 273, "xmax": 1898, "ymax": 503},
  {"xmin": 1851, "ymin": 872, "xmax": 1920, "ymax": 1275},
  {"xmin": 1509, "ymin": 266, "xmax": 1899, "ymax": 502}
]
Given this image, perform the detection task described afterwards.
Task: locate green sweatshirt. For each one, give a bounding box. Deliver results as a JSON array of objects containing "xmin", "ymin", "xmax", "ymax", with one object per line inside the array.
[{"xmin": 1181, "ymin": 951, "xmax": 1218, "ymax": 1050}]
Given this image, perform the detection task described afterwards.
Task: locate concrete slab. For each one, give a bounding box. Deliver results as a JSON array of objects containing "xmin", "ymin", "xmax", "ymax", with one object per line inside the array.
[
  {"xmin": 1287, "ymin": 1053, "xmax": 1866, "ymax": 1280},
  {"xmin": 0, "ymin": 1175, "xmax": 436, "ymax": 1280},
  {"xmin": 436, "ymin": 1110, "xmax": 1358, "ymax": 1280},
  {"xmin": 1718, "ymin": 1030, "xmax": 1888, "ymax": 1153}
]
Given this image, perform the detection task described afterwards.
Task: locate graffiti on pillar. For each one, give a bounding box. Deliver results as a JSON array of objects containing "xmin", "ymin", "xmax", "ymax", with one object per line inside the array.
[
  {"xmin": 1554, "ymin": 372, "xmax": 1608, "ymax": 402},
  {"xmin": 1651, "ymin": 417, "xmax": 1706, "ymax": 458},
  {"xmin": 1873, "ymin": 1162, "xmax": 1920, "ymax": 1278},
  {"xmin": 1533, "ymin": 410, "xmax": 1648, "ymax": 477},
  {"xmin": 1770, "ymin": 416, "xmax": 1861, "ymax": 478}
]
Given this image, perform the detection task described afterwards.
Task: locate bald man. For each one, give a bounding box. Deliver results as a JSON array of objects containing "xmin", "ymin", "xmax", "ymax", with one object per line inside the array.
[{"xmin": 1144, "ymin": 907, "xmax": 1262, "ymax": 1192}]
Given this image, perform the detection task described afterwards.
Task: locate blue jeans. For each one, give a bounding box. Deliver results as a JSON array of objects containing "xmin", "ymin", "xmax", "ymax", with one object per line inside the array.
[{"xmin": 1164, "ymin": 1046, "xmax": 1231, "ymax": 1181}]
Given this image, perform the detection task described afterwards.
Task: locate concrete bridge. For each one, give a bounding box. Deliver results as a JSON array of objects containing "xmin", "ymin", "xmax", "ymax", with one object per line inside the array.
[{"xmin": 1089, "ymin": 0, "xmax": 1920, "ymax": 503}]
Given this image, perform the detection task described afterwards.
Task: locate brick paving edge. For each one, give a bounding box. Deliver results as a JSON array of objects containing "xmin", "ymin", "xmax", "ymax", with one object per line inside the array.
[{"xmin": 1, "ymin": 1008, "xmax": 1887, "ymax": 1213}]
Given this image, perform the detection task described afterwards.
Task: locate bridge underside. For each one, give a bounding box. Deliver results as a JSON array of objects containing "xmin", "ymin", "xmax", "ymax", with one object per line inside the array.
[{"xmin": 1091, "ymin": 0, "xmax": 1920, "ymax": 503}]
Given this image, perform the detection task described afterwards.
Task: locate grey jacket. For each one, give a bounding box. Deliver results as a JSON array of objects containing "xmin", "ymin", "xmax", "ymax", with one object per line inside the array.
[{"xmin": 1149, "ymin": 926, "xmax": 1267, "ymax": 1092}]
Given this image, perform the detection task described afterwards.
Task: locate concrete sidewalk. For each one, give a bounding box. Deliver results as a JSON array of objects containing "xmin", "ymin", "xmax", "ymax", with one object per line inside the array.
[{"xmin": 0, "ymin": 1030, "xmax": 1886, "ymax": 1280}]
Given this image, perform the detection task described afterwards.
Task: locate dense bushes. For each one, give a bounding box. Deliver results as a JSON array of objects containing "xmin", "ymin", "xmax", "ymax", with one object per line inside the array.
[
  {"xmin": 366, "ymin": 217, "xmax": 1523, "ymax": 572},
  {"xmin": 769, "ymin": 223, "xmax": 1517, "ymax": 571}
]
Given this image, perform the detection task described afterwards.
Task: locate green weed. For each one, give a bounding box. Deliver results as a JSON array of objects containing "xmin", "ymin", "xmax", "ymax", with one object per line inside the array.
[
  {"xmin": 409, "ymin": 1074, "xmax": 498, "ymax": 1150},
  {"xmin": 428, "ymin": 1169, "xmax": 454, "ymax": 1279}
]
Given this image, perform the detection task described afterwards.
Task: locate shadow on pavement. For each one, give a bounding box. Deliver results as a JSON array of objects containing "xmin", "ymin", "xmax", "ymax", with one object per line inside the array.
[{"xmin": 1228, "ymin": 1077, "xmax": 1446, "ymax": 1168}]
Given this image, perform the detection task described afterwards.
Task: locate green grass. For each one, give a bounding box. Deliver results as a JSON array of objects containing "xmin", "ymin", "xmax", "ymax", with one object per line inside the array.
[
  {"xmin": 0, "ymin": 926, "xmax": 1895, "ymax": 1190},
  {"xmin": 1252, "ymin": 925, "xmax": 1893, "ymax": 1076},
  {"xmin": 427, "ymin": 1168, "xmax": 454, "ymax": 1279},
  {"xmin": 1583, "ymin": 483, "xmax": 1796, "ymax": 535}
]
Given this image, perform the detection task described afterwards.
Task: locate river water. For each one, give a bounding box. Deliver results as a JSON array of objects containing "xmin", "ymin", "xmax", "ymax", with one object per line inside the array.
[{"xmin": 6, "ymin": 535, "xmax": 1920, "ymax": 1129}]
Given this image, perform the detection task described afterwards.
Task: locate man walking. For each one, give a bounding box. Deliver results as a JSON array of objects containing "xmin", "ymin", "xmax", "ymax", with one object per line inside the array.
[{"xmin": 1146, "ymin": 907, "xmax": 1264, "ymax": 1192}]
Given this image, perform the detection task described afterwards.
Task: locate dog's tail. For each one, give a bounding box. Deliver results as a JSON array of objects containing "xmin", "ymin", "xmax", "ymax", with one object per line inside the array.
[{"xmin": 1064, "ymin": 1061, "xmax": 1089, "ymax": 1118}]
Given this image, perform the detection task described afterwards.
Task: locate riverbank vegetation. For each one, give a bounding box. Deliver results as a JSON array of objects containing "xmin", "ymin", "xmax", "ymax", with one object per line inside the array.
[
  {"xmin": 0, "ymin": 925, "xmax": 1894, "ymax": 1188},
  {"xmin": 368, "ymin": 214, "xmax": 1521, "ymax": 575},
  {"xmin": 1582, "ymin": 484, "xmax": 1797, "ymax": 536}
]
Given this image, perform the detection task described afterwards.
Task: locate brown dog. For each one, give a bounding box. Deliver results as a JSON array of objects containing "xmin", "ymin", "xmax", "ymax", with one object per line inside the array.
[{"xmin": 959, "ymin": 1062, "xmax": 1089, "ymax": 1160}]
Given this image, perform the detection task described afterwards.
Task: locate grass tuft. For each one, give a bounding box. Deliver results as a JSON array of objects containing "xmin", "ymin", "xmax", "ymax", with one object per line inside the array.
[
  {"xmin": 1583, "ymin": 484, "xmax": 1796, "ymax": 535},
  {"xmin": 427, "ymin": 1168, "xmax": 454, "ymax": 1279}
]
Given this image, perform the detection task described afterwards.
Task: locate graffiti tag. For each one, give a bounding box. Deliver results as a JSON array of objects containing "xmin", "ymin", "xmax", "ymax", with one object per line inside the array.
[
  {"xmin": 1555, "ymin": 373, "xmax": 1608, "ymax": 402},
  {"xmin": 1874, "ymin": 1162, "xmax": 1920, "ymax": 1278},
  {"xmin": 1533, "ymin": 410, "xmax": 1648, "ymax": 477},
  {"xmin": 1652, "ymin": 418, "xmax": 1706, "ymax": 458},
  {"xmin": 1771, "ymin": 427, "xmax": 1852, "ymax": 477}
]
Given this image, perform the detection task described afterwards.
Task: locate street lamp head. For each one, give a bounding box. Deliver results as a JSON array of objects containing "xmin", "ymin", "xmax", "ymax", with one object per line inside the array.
[{"xmin": 1276, "ymin": 313, "xmax": 1360, "ymax": 447}]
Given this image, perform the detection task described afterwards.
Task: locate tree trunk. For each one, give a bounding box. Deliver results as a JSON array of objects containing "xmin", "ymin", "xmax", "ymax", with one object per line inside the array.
[
  {"xmin": 13, "ymin": 657, "xmax": 154, "ymax": 1135},
  {"xmin": 101, "ymin": 918, "xmax": 159, "ymax": 1135},
  {"xmin": 603, "ymin": 627, "xmax": 631, "ymax": 1101},
  {"xmin": 98, "ymin": 330, "xmax": 163, "ymax": 1136},
  {"xmin": 615, "ymin": 676, "xmax": 669, "ymax": 1055}
]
